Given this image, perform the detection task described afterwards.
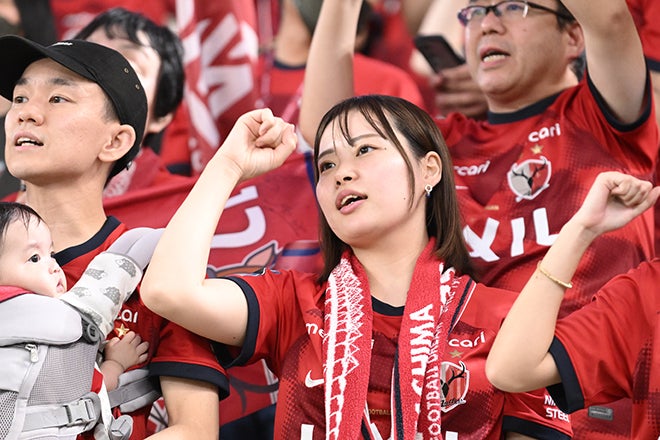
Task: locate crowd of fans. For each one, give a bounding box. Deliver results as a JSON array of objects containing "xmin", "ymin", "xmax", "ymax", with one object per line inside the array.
[{"xmin": 0, "ymin": 0, "xmax": 658, "ymax": 439}]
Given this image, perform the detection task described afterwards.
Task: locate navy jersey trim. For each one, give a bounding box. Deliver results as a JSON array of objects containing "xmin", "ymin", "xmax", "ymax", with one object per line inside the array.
[
  {"xmin": 55, "ymin": 216, "xmax": 121, "ymax": 266},
  {"xmin": 372, "ymin": 296, "xmax": 404, "ymax": 316},
  {"xmin": 211, "ymin": 276, "xmax": 260, "ymax": 368},
  {"xmin": 588, "ymin": 67, "xmax": 652, "ymax": 133},
  {"xmin": 487, "ymin": 92, "xmax": 561, "ymax": 125},
  {"xmin": 273, "ymin": 58, "xmax": 306, "ymax": 71},
  {"xmin": 371, "ymin": 277, "xmax": 473, "ymax": 331},
  {"xmin": 547, "ymin": 337, "xmax": 585, "ymax": 414},
  {"xmin": 148, "ymin": 361, "xmax": 230, "ymax": 400},
  {"xmin": 648, "ymin": 56, "xmax": 660, "ymax": 72},
  {"xmin": 502, "ymin": 415, "xmax": 571, "ymax": 440}
]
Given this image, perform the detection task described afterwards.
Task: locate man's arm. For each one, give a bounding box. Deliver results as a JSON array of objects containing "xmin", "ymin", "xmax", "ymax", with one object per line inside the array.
[
  {"xmin": 147, "ymin": 376, "xmax": 219, "ymax": 439},
  {"xmin": 563, "ymin": 0, "xmax": 647, "ymax": 123},
  {"xmin": 298, "ymin": 0, "xmax": 361, "ymax": 145}
]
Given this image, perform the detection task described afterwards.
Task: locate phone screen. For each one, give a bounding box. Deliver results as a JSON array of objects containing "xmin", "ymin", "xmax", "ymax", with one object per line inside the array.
[{"xmin": 414, "ymin": 35, "xmax": 465, "ymax": 72}]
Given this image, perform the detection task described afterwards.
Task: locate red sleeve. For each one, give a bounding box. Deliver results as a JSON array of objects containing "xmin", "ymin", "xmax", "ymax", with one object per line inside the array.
[
  {"xmin": 148, "ymin": 318, "xmax": 229, "ymax": 396},
  {"xmin": 503, "ymin": 388, "xmax": 572, "ymax": 437},
  {"xmin": 552, "ymin": 261, "xmax": 657, "ymax": 409},
  {"xmin": 626, "ymin": 0, "xmax": 660, "ymax": 68},
  {"xmin": 217, "ymin": 270, "xmax": 319, "ymax": 375}
]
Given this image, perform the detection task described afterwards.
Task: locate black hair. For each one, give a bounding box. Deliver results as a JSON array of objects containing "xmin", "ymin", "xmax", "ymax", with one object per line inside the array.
[
  {"xmin": 14, "ymin": 0, "xmax": 57, "ymax": 45},
  {"xmin": 0, "ymin": 202, "xmax": 43, "ymax": 253},
  {"xmin": 75, "ymin": 7, "xmax": 185, "ymax": 149},
  {"xmin": 312, "ymin": 95, "xmax": 474, "ymax": 282}
]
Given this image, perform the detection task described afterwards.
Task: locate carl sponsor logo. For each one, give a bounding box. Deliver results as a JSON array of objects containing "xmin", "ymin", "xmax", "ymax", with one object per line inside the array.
[
  {"xmin": 449, "ymin": 331, "xmax": 486, "ymax": 348},
  {"xmin": 528, "ymin": 122, "xmax": 561, "ymax": 143},
  {"xmin": 118, "ymin": 308, "xmax": 138, "ymax": 323},
  {"xmin": 454, "ymin": 160, "xmax": 490, "ymax": 177}
]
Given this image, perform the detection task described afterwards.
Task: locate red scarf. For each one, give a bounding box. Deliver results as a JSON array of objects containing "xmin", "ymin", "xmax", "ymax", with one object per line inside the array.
[{"xmin": 323, "ymin": 240, "xmax": 474, "ymax": 439}]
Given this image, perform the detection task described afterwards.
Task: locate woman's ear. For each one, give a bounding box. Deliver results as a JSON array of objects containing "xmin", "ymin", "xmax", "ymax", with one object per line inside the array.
[
  {"xmin": 98, "ymin": 124, "xmax": 137, "ymax": 164},
  {"xmin": 423, "ymin": 151, "xmax": 443, "ymax": 187}
]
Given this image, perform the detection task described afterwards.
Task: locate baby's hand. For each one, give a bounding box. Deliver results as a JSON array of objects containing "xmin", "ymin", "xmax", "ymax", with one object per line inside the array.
[{"xmin": 104, "ymin": 331, "xmax": 149, "ymax": 371}]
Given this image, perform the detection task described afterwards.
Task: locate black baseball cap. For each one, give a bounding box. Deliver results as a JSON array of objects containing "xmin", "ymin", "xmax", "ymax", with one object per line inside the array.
[{"xmin": 0, "ymin": 35, "xmax": 148, "ymax": 178}]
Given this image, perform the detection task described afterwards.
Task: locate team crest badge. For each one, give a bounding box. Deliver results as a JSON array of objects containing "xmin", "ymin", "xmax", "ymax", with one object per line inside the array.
[
  {"xmin": 507, "ymin": 156, "xmax": 552, "ymax": 202},
  {"xmin": 440, "ymin": 361, "xmax": 469, "ymax": 413}
]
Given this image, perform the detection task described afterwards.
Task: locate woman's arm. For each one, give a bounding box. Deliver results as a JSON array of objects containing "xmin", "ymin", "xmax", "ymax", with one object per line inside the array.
[
  {"xmin": 486, "ymin": 171, "xmax": 660, "ymax": 392},
  {"xmin": 141, "ymin": 109, "xmax": 296, "ymax": 346}
]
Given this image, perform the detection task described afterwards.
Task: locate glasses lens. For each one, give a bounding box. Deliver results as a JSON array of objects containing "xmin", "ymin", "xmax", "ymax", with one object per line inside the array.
[
  {"xmin": 459, "ymin": 1, "xmax": 529, "ymax": 25},
  {"xmin": 458, "ymin": 6, "xmax": 486, "ymax": 25},
  {"xmin": 498, "ymin": 1, "xmax": 528, "ymax": 18}
]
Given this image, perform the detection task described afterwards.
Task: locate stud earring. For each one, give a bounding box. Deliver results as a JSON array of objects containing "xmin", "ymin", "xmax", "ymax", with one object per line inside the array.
[{"xmin": 425, "ymin": 184, "xmax": 433, "ymax": 198}]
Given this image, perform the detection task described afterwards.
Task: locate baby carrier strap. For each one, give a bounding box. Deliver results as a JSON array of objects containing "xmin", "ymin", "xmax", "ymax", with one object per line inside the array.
[
  {"xmin": 107, "ymin": 368, "xmax": 161, "ymax": 413},
  {"xmin": 0, "ymin": 294, "xmax": 128, "ymax": 439},
  {"xmin": 21, "ymin": 391, "xmax": 101, "ymax": 432}
]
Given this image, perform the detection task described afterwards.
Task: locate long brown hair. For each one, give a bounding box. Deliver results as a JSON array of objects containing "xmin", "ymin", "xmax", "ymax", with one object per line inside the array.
[{"xmin": 312, "ymin": 95, "xmax": 474, "ymax": 282}]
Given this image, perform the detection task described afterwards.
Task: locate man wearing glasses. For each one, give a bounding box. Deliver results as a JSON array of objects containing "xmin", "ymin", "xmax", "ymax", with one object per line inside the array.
[{"xmin": 299, "ymin": 0, "xmax": 657, "ymax": 438}]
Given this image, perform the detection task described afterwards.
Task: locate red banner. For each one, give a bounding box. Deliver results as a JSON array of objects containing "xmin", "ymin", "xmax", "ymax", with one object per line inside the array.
[
  {"xmin": 175, "ymin": 0, "xmax": 260, "ymax": 175},
  {"xmin": 105, "ymin": 152, "xmax": 321, "ymax": 427}
]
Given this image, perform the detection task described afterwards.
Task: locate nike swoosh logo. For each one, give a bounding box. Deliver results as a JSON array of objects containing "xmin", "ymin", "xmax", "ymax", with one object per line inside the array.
[{"xmin": 305, "ymin": 370, "xmax": 324, "ymax": 388}]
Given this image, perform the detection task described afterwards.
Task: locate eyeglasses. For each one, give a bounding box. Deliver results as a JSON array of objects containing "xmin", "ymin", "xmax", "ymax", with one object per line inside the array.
[{"xmin": 457, "ymin": 0, "xmax": 573, "ymax": 26}]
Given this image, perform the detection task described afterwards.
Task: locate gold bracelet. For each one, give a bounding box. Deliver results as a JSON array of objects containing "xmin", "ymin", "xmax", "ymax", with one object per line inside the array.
[{"xmin": 537, "ymin": 262, "xmax": 573, "ymax": 289}]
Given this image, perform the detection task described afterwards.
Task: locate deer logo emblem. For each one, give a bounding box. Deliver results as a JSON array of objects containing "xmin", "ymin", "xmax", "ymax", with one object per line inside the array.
[
  {"xmin": 440, "ymin": 361, "xmax": 469, "ymax": 413},
  {"xmin": 507, "ymin": 156, "xmax": 552, "ymax": 202}
]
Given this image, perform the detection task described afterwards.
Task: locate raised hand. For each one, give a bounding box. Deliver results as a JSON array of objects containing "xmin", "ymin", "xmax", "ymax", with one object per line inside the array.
[
  {"xmin": 213, "ymin": 108, "xmax": 297, "ymax": 181},
  {"xmin": 571, "ymin": 171, "xmax": 660, "ymax": 237}
]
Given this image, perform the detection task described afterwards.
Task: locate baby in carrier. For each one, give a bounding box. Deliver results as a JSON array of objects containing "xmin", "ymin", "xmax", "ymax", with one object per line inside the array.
[{"xmin": 0, "ymin": 202, "xmax": 158, "ymax": 439}]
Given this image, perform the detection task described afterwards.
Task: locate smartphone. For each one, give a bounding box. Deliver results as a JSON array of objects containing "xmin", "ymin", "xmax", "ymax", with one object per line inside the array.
[{"xmin": 414, "ymin": 35, "xmax": 465, "ymax": 72}]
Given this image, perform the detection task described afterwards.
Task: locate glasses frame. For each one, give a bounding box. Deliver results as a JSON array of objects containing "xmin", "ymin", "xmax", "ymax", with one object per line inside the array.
[{"xmin": 457, "ymin": 0, "xmax": 573, "ymax": 26}]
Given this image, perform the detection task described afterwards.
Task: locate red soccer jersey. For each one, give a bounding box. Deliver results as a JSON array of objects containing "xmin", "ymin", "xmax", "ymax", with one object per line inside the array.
[
  {"xmin": 216, "ymin": 269, "xmax": 571, "ymax": 439},
  {"xmin": 56, "ymin": 216, "xmax": 229, "ymax": 440},
  {"xmin": 548, "ymin": 259, "xmax": 660, "ymax": 439},
  {"xmin": 437, "ymin": 76, "xmax": 658, "ymax": 438},
  {"xmin": 626, "ymin": 0, "xmax": 660, "ymax": 67},
  {"xmin": 626, "ymin": 0, "xmax": 660, "ymax": 258},
  {"xmin": 437, "ymin": 78, "xmax": 657, "ymax": 316}
]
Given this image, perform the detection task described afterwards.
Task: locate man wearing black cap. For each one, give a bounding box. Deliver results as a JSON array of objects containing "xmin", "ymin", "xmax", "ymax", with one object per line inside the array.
[{"xmin": 0, "ymin": 35, "xmax": 227, "ymax": 439}]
